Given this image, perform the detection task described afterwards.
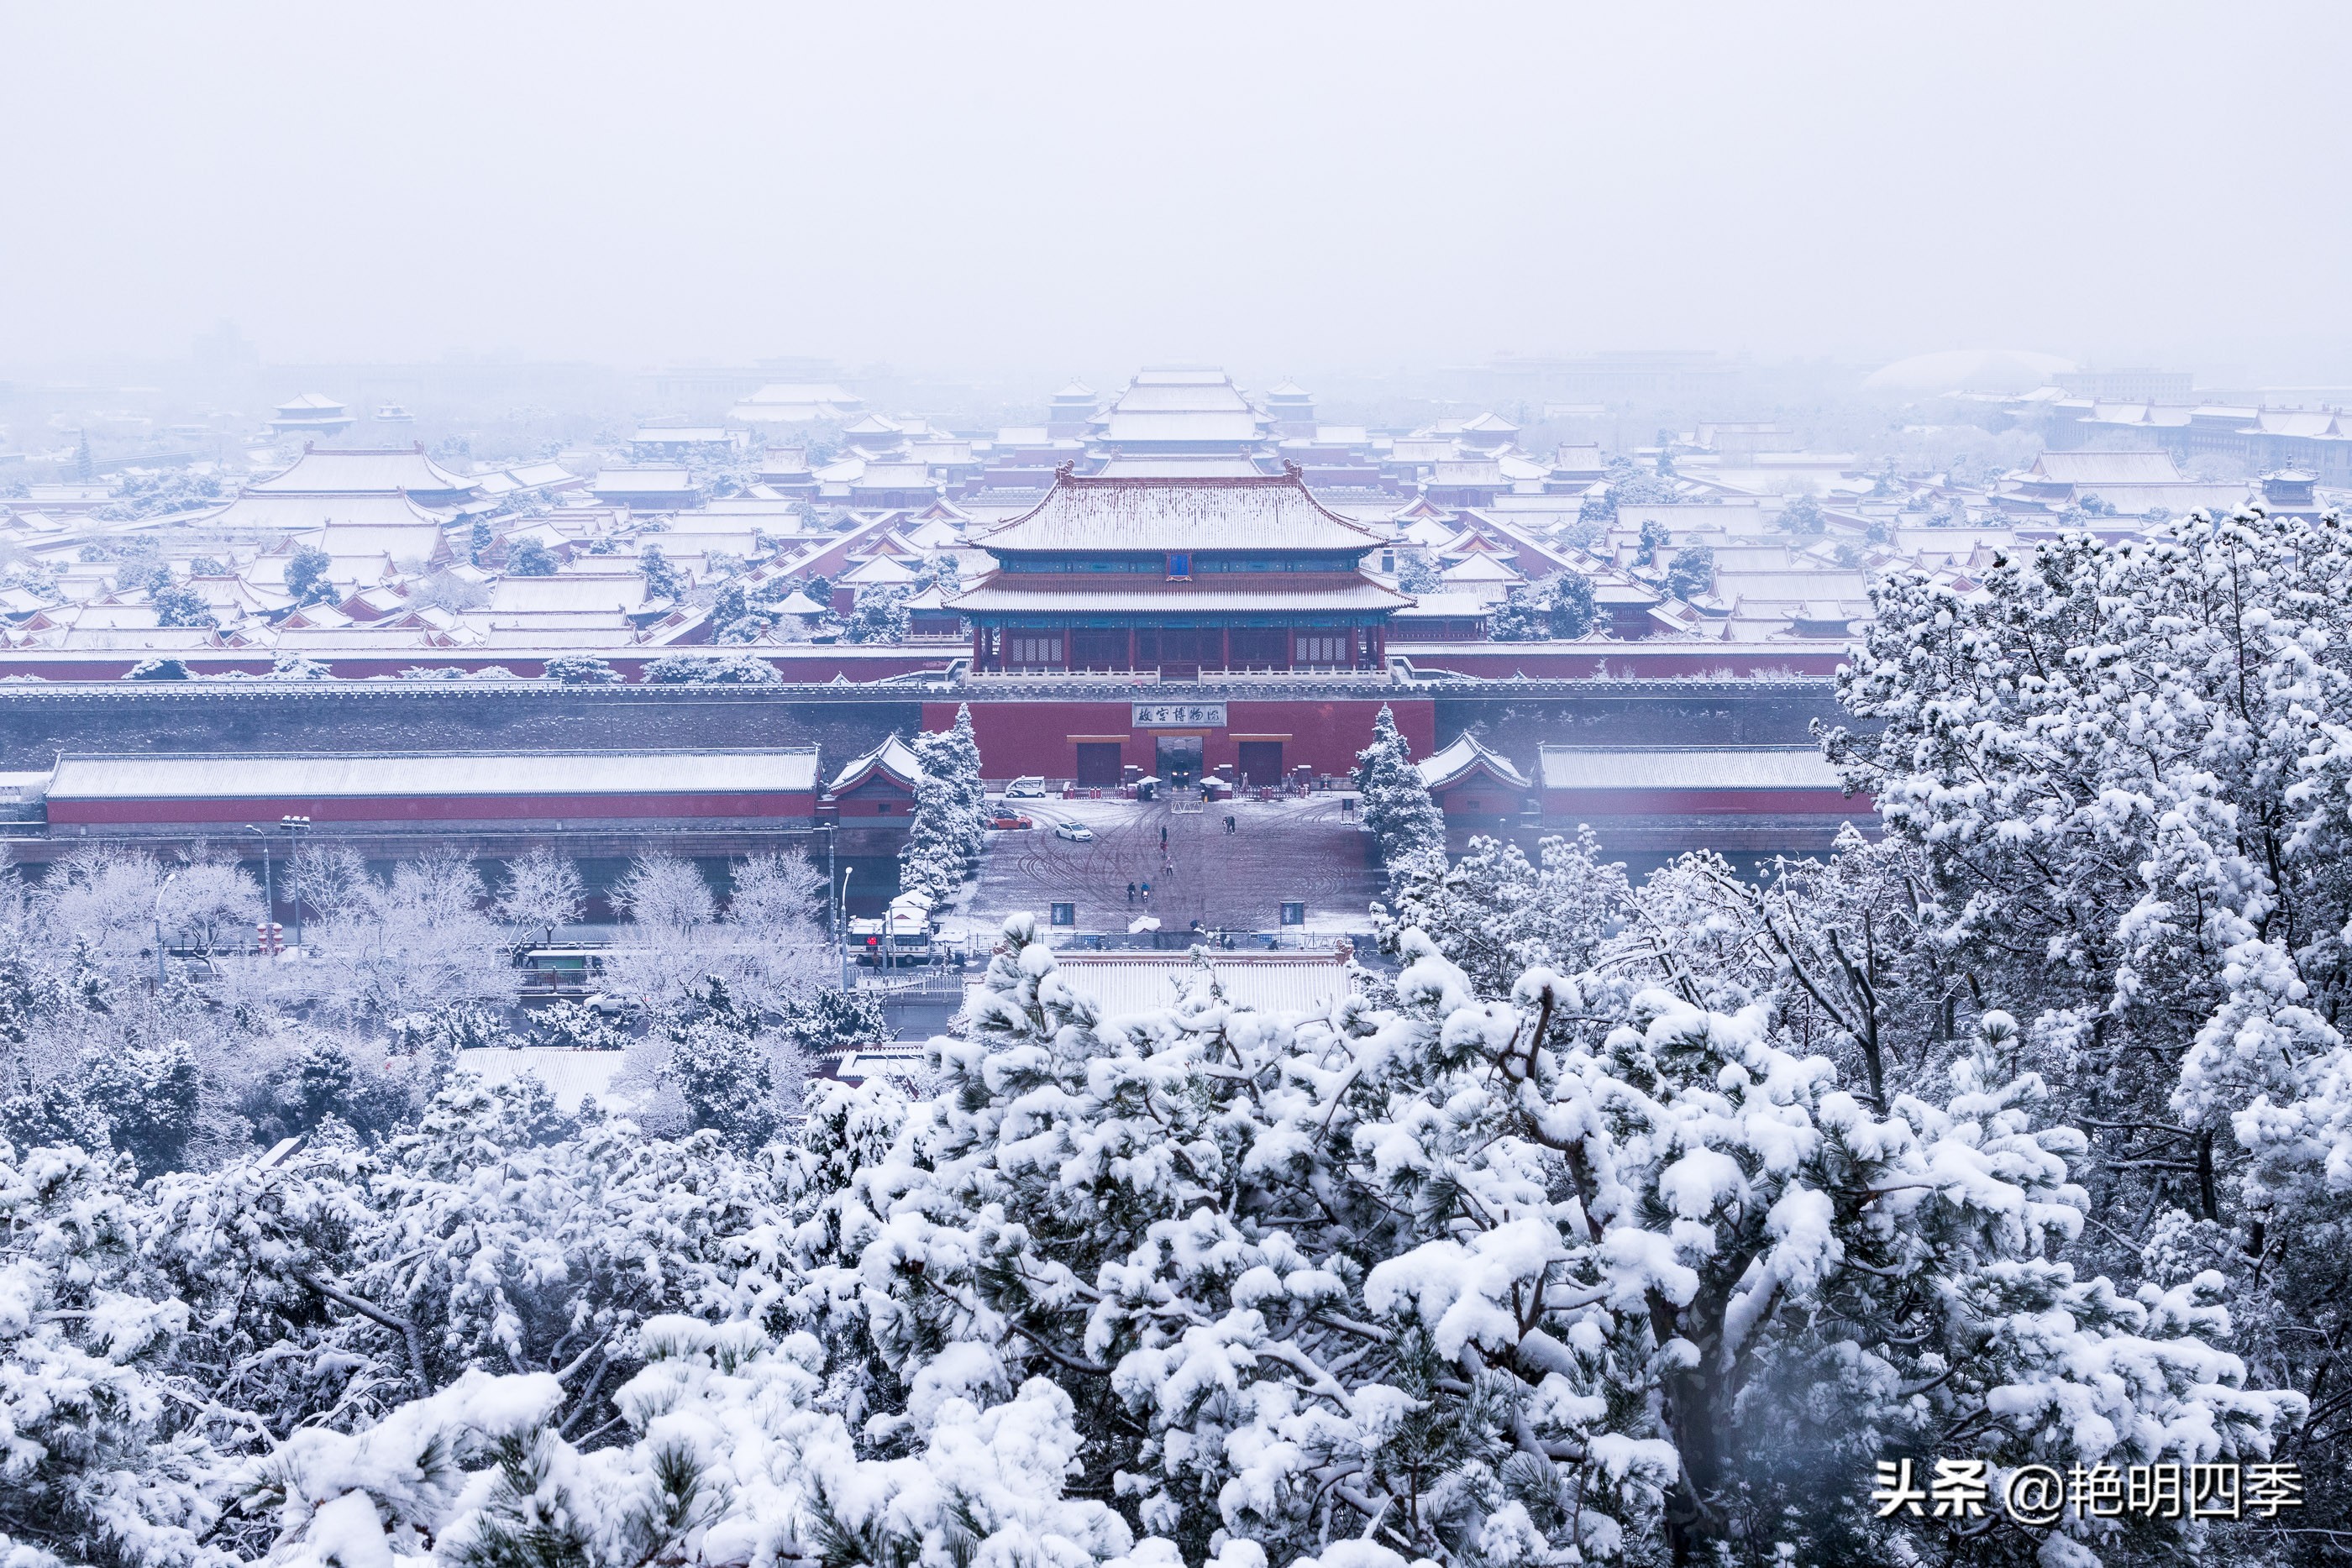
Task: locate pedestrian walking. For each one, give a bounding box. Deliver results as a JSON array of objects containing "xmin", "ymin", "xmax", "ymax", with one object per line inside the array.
[
  {"xmin": 1159, "ymin": 825, "xmax": 1168, "ymax": 849},
  {"xmin": 1224, "ymin": 814, "xmax": 1236, "ymax": 834}
]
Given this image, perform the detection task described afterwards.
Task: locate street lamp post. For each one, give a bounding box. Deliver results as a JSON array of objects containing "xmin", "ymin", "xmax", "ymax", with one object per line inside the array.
[
  {"xmin": 244, "ymin": 825, "xmax": 275, "ymax": 952},
  {"xmin": 838, "ymin": 866, "xmax": 854, "ymax": 991},
  {"xmin": 152, "ymin": 872, "xmax": 176, "ymax": 989},
  {"xmin": 280, "ymin": 815, "xmax": 311, "ymax": 949}
]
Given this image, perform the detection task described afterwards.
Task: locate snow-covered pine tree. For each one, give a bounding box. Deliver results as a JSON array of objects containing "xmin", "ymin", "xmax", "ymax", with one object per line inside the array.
[
  {"xmin": 1822, "ymin": 503, "xmax": 2352, "ymax": 1534},
  {"xmin": 1546, "ymin": 569, "xmax": 1597, "ymax": 637},
  {"xmin": 1374, "ymin": 829, "xmax": 1629, "ymax": 998},
  {"xmin": 898, "ymin": 768, "xmax": 969, "ymax": 906},
  {"xmin": 1352, "ymin": 705, "xmax": 1446, "ymax": 868},
  {"xmin": 912, "ymin": 705, "xmax": 987, "ymax": 864},
  {"xmin": 144, "ymin": 1072, "xmax": 802, "ymax": 1451},
  {"xmin": 247, "ymin": 1316, "xmax": 1141, "ymax": 1568},
  {"xmin": 0, "ymin": 1140, "xmax": 233, "ymax": 1568},
  {"xmin": 790, "ymin": 909, "xmax": 2307, "ymax": 1566}
]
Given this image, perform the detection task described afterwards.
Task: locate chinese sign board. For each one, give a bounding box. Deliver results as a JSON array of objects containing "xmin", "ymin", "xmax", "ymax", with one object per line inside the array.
[
  {"xmin": 1132, "ymin": 702, "xmax": 1227, "ymax": 728},
  {"xmin": 1871, "ymin": 1457, "xmax": 2303, "ymax": 1526}
]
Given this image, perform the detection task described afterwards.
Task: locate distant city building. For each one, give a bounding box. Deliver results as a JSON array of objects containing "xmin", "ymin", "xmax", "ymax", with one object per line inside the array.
[
  {"xmin": 2054, "ymin": 367, "xmax": 2196, "ymax": 403},
  {"xmin": 725, "ymin": 382, "xmax": 866, "ymax": 424}
]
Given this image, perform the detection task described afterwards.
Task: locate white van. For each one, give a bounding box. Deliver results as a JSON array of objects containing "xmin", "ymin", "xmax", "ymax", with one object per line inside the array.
[{"xmin": 1004, "ymin": 776, "xmax": 1049, "ymax": 799}]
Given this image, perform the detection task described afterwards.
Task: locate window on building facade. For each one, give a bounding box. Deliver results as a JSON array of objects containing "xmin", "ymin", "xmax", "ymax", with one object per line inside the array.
[
  {"xmin": 1294, "ymin": 631, "xmax": 1349, "ymax": 665},
  {"xmin": 1166, "ymin": 551, "xmax": 1191, "ymax": 580},
  {"xmin": 1006, "ymin": 632, "xmax": 1064, "ymax": 665}
]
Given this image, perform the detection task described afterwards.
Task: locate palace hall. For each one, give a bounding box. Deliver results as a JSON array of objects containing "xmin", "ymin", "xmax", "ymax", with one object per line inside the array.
[{"xmin": 950, "ymin": 464, "xmax": 1410, "ymax": 678}]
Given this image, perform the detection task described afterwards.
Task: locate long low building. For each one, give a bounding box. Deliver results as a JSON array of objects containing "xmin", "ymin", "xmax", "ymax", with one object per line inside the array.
[
  {"xmin": 1538, "ymin": 744, "xmax": 1871, "ymax": 851},
  {"xmin": 40, "ymin": 748, "xmax": 822, "ymax": 834}
]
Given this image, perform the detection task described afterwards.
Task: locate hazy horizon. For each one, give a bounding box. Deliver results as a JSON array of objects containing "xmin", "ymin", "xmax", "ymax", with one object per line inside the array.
[{"xmin": 5, "ymin": 1, "xmax": 2349, "ymax": 386}]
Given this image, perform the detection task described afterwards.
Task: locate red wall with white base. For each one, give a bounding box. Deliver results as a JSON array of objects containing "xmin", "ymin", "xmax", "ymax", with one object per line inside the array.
[{"xmin": 924, "ymin": 697, "xmax": 1436, "ymax": 782}]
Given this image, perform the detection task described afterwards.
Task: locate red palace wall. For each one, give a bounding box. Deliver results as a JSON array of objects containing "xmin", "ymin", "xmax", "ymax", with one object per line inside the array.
[
  {"xmin": 925, "ymin": 697, "xmax": 1436, "ymax": 782},
  {"xmin": 45, "ymin": 791, "xmax": 818, "ymax": 827},
  {"xmin": 0, "ymin": 652, "xmax": 956, "ymax": 683},
  {"xmin": 1435, "ymin": 777, "xmax": 1534, "ymax": 815},
  {"xmin": 1399, "ymin": 644, "xmax": 1849, "ymax": 679}
]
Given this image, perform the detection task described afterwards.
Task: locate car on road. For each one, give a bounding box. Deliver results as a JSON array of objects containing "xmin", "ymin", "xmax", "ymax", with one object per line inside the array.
[
  {"xmin": 1004, "ymin": 776, "xmax": 1049, "ymax": 798},
  {"xmin": 1053, "ymin": 821, "xmax": 1095, "ymax": 842},
  {"xmin": 989, "ymin": 812, "xmax": 1034, "ymax": 830}
]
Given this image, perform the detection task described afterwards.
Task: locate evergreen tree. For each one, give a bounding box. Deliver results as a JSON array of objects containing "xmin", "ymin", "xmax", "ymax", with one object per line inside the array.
[
  {"xmin": 282, "ymin": 545, "xmax": 337, "ymax": 606},
  {"xmin": 1779, "ymin": 490, "xmax": 1827, "ymax": 535},
  {"xmin": 899, "ymin": 768, "xmax": 969, "ymax": 905},
  {"xmin": 151, "ymin": 582, "xmax": 217, "ymax": 629},
  {"xmin": 1351, "ymin": 705, "xmax": 1446, "ymax": 867},
  {"xmin": 1486, "ymin": 584, "xmax": 1545, "ymax": 641},
  {"xmin": 1663, "ymin": 543, "xmax": 1714, "ymax": 600},
  {"xmin": 1635, "ymin": 517, "xmax": 1669, "ymax": 566},
  {"xmin": 912, "ymin": 704, "xmax": 986, "ymax": 863},
  {"xmin": 1397, "ymin": 547, "xmax": 1441, "ymax": 592},
  {"xmin": 638, "ymin": 543, "xmax": 683, "ymax": 601},
  {"xmin": 1374, "ymin": 829, "xmax": 1629, "ymax": 998},
  {"xmin": 542, "ymin": 654, "xmax": 619, "ymax": 684},
  {"xmin": 1547, "ymin": 567, "xmax": 1597, "ymax": 635},
  {"xmin": 508, "ymin": 538, "xmax": 558, "ymax": 575},
  {"xmin": 844, "ymin": 585, "xmax": 911, "ymax": 643}
]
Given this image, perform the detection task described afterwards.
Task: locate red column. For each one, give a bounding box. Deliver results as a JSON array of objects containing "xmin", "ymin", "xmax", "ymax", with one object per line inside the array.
[
  {"xmin": 1219, "ymin": 626, "xmax": 1231, "ymax": 671},
  {"xmin": 1126, "ymin": 625, "xmax": 1137, "ymax": 672}
]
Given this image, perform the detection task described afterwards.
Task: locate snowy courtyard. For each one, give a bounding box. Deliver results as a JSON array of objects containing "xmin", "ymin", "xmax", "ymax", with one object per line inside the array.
[{"xmin": 963, "ymin": 792, "xmax": 1382, "ymax": 939}]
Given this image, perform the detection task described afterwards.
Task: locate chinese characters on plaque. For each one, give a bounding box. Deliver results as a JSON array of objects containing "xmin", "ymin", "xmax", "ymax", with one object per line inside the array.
[{"xmin": 1131, "ymin": 702, "xmax": 1228, "ymax": 728}]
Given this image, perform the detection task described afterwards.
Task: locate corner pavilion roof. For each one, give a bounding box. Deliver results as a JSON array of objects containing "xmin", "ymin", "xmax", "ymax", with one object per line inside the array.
[{"xmin": 974, "ymin": 468, "xmax": 1383, "ymax": 555}]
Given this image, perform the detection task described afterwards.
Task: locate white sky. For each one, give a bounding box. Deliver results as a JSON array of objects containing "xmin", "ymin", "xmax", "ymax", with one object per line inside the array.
[{"xmin": 2, "ymin": 1, "xmax": 2346, "ymax": 380}]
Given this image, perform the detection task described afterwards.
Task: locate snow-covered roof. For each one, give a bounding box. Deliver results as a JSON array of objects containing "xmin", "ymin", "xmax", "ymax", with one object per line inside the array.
[
  {"xmin": 1390, "ymin": 591, "xmax": 1493, "ymax": 620},
  {"xmin": 826, "ymin": 735, "xmax": 927, "ymax": 794},
  {"xmin": 1537, "ymin": 746, "xmax": 1843, "ymax": 794},
  {"xmin": 2023, "ymin": 450, "xmax": 2181, "ymax": 485},
  {"xmin": 1417, "ymin": 732, "xmax": 1532, "ymax": 792},
  {"xmin": 45, "ymin": 748, "xmax": 823, "ymax": 802},
  {"xmin": 1100, "ymin": 412, "xmax": 1268, "ymax": 444},
  {"xmin": 200, "ymin": 492, "xmax": 458, "ymax": 533},
  {"xmin": 249, "ymin": 445, "xmax": 476, "ymax": 496},
  {"xmin": 976, "ymin": 470, "xmax": 1382, "ymax": 554},
  {"xmin": 840, "ymin": 555, "xmax": 918, "ymax": 585},
  {"xmin": 484, "ymin": 574, "xmax": 648, "ymax": 613},
  {"xmin": 592, "ymin": 467, "xmax": 696, "ymax": 493},
  {"xmin": 457, "ymin": 1047, "xmax": 630, "ymax": 1112},
  {"xmin": 1440, "ymin": 554, "xmax": 1522, "ymax": 584},
  {"xmin": 1043, "ymin": 952, "xmax": 1355, "ymax": 1020},
  {"xmin": 949, "ymin": 579, "xmax": 1410, "ymax": 616},
  {"xmin": 1091, "ymin": 455, "xmax": 1268, "ymax": 480}
]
